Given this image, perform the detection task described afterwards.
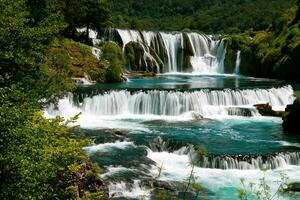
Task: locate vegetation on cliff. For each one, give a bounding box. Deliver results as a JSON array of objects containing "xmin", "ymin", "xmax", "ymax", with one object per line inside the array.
[
  {"xmin": 225, "ymin": 1, "xmax": 300, "ymax": 80},
  {"xmin": 48, "ymin": 39, "xmax": 124, "ymax": 83}
]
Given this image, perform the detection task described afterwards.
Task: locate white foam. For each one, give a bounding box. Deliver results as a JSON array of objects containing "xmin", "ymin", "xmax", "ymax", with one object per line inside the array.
[
  {"xmin": 108, "ymin": 180, "xmax": 151, "ymax": 199},
  {"xmin": 147, "ymin": 150, "xmax": 300, "ymax": 197},
  {"xmin": 84, "ymin": 141, "xmax": 135, "ymax": 153}
]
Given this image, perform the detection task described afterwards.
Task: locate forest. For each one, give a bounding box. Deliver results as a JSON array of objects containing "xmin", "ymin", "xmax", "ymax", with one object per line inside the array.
[{"xmin": 111, "ymin": 0, "xmax": 295, "ymax": 33}]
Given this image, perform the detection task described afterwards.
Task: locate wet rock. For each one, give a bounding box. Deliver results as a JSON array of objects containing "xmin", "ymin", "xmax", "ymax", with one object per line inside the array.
[
  {"xmin": 105, "ymin": 129, "xmax": 126, "ymax": 137},
  {"xmin": 283, "ymin": 98, "xmax": 300, "ymax": 134},
  {"xmin": 254, "ymin": 103, "xmax": 283, "ymax": 117},
  {"xmin": 142, "ymin": 179, "xmax": 186, "ymax": 192},
  {"xmin": 285, "ymin": 182, "xmax": 300, "ymax": 192},
  {"xmin": 124, "ymin": 41, "xmax": 163, "ymax": 73}
]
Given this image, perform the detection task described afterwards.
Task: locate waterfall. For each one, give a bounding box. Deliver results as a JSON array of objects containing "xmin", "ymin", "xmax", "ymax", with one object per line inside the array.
[
  {"xmin": 194, "ymin": 152, "xmax": 300, "ymax": 170},
  {"xmin": 149, "ymin": 141, "xmax": 300, "ymax": 170},
  {"xmin": 234, "ymin": 50, "xmax": 241, "ymax": 74},
  {"xmin": 110, "ymin": 29, "xmax": 226, "ymax": 73},
  {"xmin": 50, "ymin": 85, "xmax": 294, "ymax": 118},
  {"xmin": 159, "ymin": 32, "xmax": 183, "ymax": 72},
  {"xmin": 187, "ymin": 33, "xmax": 226, "ymax": 73}
]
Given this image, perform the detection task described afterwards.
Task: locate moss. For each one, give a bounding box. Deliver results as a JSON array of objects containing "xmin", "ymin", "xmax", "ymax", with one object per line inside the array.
[
  {"xmin": 47, "ymin": 39, "xmax": 107, "ymax": 83},
  {"xmin": 143, "ymin": 71, "xmax": 156, "ymax": 77},
  {"xmin": 226, "ymin": 18, "xmax": 300, "ymax": 80},
  {"xmin": 124, "ymin": 41, "xmax": 144, "ymax": 70},
  {"xmin": 101, "ymin": 41, "xmax": 124, "ymax": 82},
  {"xmin": 180, "ymin": 32, "xmax": 194, "ymax": 72},
  {"xmin": 124, "ymin": 41, "xmax": 162, "ymax": 72}
]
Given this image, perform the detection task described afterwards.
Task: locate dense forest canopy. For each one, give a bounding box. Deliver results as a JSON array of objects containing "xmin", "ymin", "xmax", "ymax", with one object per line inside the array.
[{"xmin": 111, "ymin": 0, "xmax": 296, "ymax": 33}]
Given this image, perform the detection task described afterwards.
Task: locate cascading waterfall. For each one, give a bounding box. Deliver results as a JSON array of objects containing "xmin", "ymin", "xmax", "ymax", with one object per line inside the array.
[
  {"xmin": 48, "ymin": 85, "xmax": 294, "ymax": 118},
  {"xmin": 176, "ymin": 146, "xmax": 300, "ymax": 170},
  {"xmin": 159, "ymin": 32, "xmax": 183, "ymax": 72},
  {"xmin": 197, "ymin": 152, "xmax": 300, "ymax": 170},
  {"xmin": 234, "ymin": 50, "xmax": 241, "ymax": 74},
  {"xmin": 187, "ymin": 33, "xmax": 226, "ymax": 73},
  {"xmin": 109, "ymin": 29, "xmax": 227, "ymax": 73},
  {"xmin": 148, "ymin": 137, "xmax": 300, "ymax": 170}
]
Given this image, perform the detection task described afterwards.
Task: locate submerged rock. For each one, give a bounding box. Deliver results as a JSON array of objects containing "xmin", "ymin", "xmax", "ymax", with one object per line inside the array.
[
  {"xmin": 255, "ymin": 103, "xmax": 283, "ymax": 117},
  {"xmin": 283, "ymin": 98, "xmax": 300, "ymax": 134},
  {"xmin": 105, "ymin": 129, "xmax": 127, "ymax": 137}
]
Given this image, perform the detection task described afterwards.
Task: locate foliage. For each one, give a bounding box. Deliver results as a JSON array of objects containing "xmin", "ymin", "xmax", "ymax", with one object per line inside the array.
[
  {"xmin": 0, "ymin": 0, "xmax": 107, "ymax": 199},
  {"xmin": 0, "ymin": 0, "xmax": 68, "ymax": 101},
  {"xmin": 63, "ymin": 0, "xmax": 111, "ymax": 44},
  {"xmin": 238, "ymin": 172, "xmax": 295, "ymax": 200},
  {"xmin": 100, "ymin": 41, "xmax": 124, "ymax": 82},
  {"xmin": 225, "ymin": 3, "xmax": 300, "ymax": 80},
  {"xmin": 0, "ymin": 86, "xmax": 105, "ymax": 199},
  {"xmin": 110, "ymin": 0, "xmax": 295, "ymax": 33},
  {"xmin": 48, "ymin": 38, "xmax": 109, "ymax": 83}
]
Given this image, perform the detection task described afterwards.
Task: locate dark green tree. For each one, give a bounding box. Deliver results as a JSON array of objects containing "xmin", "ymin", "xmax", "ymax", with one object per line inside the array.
[{"xmin": 63, "ymin": 0, "xmax": 111, "ymax": 44}]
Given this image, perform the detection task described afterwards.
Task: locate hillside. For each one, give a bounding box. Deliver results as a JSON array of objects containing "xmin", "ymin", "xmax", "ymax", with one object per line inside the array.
[{"xmin": 111, "ymin": 0, "xmax": 295, "ymax": 33}]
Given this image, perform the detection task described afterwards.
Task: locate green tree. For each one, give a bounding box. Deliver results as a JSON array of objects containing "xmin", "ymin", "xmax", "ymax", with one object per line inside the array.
[{"xmin": 63, "ymin": 0, "xmax": 111, "ymax": 44}]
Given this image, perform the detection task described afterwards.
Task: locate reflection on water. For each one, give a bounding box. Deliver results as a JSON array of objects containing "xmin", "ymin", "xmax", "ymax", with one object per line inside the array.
[{"xmin": 80, "ymin": 74, "xmax": 286, "ymax": 91}]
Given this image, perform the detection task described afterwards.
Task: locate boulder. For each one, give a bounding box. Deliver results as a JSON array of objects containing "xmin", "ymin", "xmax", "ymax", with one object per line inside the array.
[
  {"xmin": 105, "ymin": 128, "xmax": 126, "ymax": 137},
  {"xmin": 254, "ymin": 103, "xmax": 283, "ymax": 117},
  {"xmin": 282, "ymin": 98, "xmax": 300, "ymax": 134},
  {"xmin": 124, "ymin": 41, "xmax": 163, "ymax": 73},
  {"xmin": 284, "ymin": 182, "xmax": 300, "ymax": 192}
]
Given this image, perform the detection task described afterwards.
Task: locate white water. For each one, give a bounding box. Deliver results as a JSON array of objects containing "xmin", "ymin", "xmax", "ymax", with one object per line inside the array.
[
  {"xmin": 91, "ymin": 47, "xmax": 101, "ymax": 60},
  {"xmin": 113, "ymin": 29, "xmax": 227, "ymax": 73},
  {"xmin": 234, "ymin": 51, "xmax": 241, "ymax": 74},
  {"xmin": 46, "ymin": 86, "xmax": 294, "ymax": 119},
  {"xmin": 187, "ymin": 33, "xmax": 226, "ymax": 73},
  {"xmin": 108, "ymin": 180, "xmax": 151, "ymax": 199},
  {"xmin": 147, "ymin": 149, "xmax": 300, "ymax": 199},
  {"xmin": 84, "ymin": 141, "xmax": 135, "ymax": 153}
]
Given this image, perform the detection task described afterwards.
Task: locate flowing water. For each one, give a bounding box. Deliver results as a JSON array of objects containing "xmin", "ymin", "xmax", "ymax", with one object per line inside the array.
[
  {"xmin": 47, "ymin": 30, "xmax": 300, "ymax": 199},
  {"xmin": 107, "ymin": 29, "xmax": 227, "ymax": 73}
]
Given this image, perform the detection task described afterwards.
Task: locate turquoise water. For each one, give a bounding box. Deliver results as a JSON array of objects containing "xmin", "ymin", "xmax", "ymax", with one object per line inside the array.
[
  {"xmin": 47, "ymin": 75, "xmax": 300, "ymax": 199},
  {"xmin": 78, "ymin": 74, "xmax": 286, "ymax": 91}
]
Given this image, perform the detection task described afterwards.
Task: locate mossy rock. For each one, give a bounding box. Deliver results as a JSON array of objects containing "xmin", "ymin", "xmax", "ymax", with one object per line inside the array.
[
  {"xmin": 101, "ymin": 41, "xmax": 124, "ymax": 83},
  {"xmin": 48, "ymin": 39, "xmax": 107, "ymax": 83},
  {"xmin": 224, "ymin": 49, "xmax": 238, "ymax": 74},
  {"xmin": 180, "ymin": 32, "xmax": 194, "ymax": 72},
  {"xmin": 124, "ymin": 41, "xmax": 162, "ymax": 73}
]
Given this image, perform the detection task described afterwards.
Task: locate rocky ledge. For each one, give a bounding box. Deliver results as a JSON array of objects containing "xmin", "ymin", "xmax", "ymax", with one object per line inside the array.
[{"xmin": 282, "ymin": 97, "xmax": 300, "ymax": 134}]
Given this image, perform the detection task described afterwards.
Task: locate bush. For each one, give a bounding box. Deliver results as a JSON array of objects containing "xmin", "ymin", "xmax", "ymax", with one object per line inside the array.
[{"xmin": 101, "ymin": 42, "xmax": 124, "ymax": 82}]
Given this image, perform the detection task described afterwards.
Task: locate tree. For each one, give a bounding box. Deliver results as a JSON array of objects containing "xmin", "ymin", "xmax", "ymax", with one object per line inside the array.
[{"xmin": 63, "ymin": 0, "xmax": 111, "ymax": 44}]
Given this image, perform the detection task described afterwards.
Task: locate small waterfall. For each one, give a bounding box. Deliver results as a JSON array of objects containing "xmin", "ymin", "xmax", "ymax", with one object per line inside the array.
[
  {"xmin": 194, "ymin": 152, "xmax": 300, "ymax": 170},
  {"xmin": 148, "ymin": 137, "xmax": 300, "ymax": 170},
  {"xmin": 159, "ymin": 32, "xmax": 183, "ymax": 72},
  {"xmin": 50, "ymin": 85, "xmax": 294, "ymax": 118},
  {"xmin": 109, "ymin": 29, "xmax": 226, "ymax": 73},
  {"xmin": 234, "ymin": 50, "xmax": 241, "ymax": 74}
]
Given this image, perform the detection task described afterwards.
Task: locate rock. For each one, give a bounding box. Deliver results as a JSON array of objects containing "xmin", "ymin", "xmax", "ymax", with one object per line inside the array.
[
  {"xmin": 254, "ymin": 103, "xmax": 283, "ymax": 117},
  {"xmin": 282, "ymin": 98, "xmax": 300, "ymax": 134},
  {"xmin": 143, "ymin": 71, "xmax": 156, "ymax": 77},
  {"xmin": 105, "ymin": 129, "xmax": 126, "ymax": 137},
  {"xmin": 124, "ymin": 41, "xmax": 163, "ymax": 73},
  {"xmin": 284, "ymin": 182, "xmax": 300, "ymax": 192}
]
